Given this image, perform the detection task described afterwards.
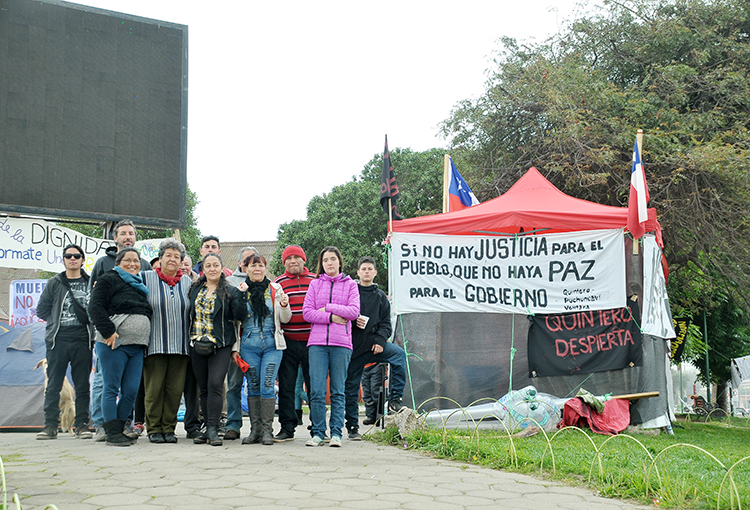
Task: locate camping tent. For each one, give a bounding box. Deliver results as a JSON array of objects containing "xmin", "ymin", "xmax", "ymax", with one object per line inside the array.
[
  {"xmin": 0, "ymin": 322, "xmax": 47, "ymax": 428},
  {"xmin": 389, "ymin": 167, "xmax": 673, "ymax": 426}
]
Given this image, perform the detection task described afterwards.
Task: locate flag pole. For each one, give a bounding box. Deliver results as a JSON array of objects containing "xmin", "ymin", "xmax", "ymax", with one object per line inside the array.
[
  {"xmin": 388, "ymin": 197, "xmax": 394, "ymax": 234},
  {"xmin": 442, "ymin": 155, "xmax": 450, "ymax": 213},
  {"xmin": 636, "ymin": 128, "xmax": 643, "ymax": 156},
  {"xmin": 633, "ymin": 128, "xmax": 644, "ymax": 255}
]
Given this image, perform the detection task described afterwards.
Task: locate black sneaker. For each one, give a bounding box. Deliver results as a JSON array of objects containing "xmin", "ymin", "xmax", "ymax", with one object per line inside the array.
[
  {"xmin": 75, "ymin": 426, "xmax": 94, "ymax": 439},
  {"xmin": 362, "ymin": 416, "xmax": 376, "ymax": 425},
  {"xmin": 388, "ymin": 399, "xmax": 404, "ymax": 413},
  {"xmin": 348, "ymin": 430, "xmax": 362, "ymax": 441},
  {"xmin": 36, "ymin": 426, "xmax": 58, "ymax": 440},
  {"xmin": 273, "ymin": 429, "xmax": 294, "ymax": 442}
]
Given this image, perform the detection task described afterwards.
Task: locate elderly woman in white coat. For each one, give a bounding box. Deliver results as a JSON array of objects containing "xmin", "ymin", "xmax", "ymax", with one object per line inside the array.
[{"xmin": 232, "ymin": 253, "xmax": 291, "ymax": 445}]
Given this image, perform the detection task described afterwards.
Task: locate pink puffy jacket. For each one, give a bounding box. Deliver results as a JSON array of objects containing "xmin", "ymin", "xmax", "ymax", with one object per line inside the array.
[{"xmin": 302, "ymin": 273, "xmax": 360, "ymax": 349}]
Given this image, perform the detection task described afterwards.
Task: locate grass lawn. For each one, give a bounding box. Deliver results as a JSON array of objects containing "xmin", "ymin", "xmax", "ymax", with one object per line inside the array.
[{"xmin": 372, "ymin": 415, "xmax": 750, "ymax": 509}]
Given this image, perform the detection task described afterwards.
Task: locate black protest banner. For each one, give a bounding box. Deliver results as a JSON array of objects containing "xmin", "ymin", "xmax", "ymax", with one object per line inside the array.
[
  {"xmin": 528, "ymin": 306, "xmax": 642, "ymax": 377},
  {"xmin": 671, "ymin": 317, "xmax": 690, "ymax": 363}
]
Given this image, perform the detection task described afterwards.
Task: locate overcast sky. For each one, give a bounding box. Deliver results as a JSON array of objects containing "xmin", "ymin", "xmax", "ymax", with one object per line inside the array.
[{"xmin": 77, "ymin": 0, "xmax": 594, "ymax": 241}]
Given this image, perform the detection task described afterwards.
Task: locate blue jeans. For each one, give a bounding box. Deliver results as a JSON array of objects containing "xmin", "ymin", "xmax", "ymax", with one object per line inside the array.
[
  {"xmin": 308, "ymin": 345, "xmax": 351, "ymax": 439},
  {"xmin": 91, "ymin": 357, "xmax": 104, "ymax": 427},
  {"xmin": 344, "ymin": 341, "xmax": 406, "ymax": 432},
  {"xmin": 95, "ymin": 343, "xmax": 145, "ymax": 423},
  {"xmin": 43, "ymin": 336, "xmax": 92, "ymax": 429},
  {"xmin": 240, "ymin": 333, "xmax": 282, "ymax": 399},
  {"xmin": 225, "ymin": 362, "xmax": 244, "ymax": 433},
  {"xmin": 295, "ymin": 365, "xmax": 308, "ymax": 409}
]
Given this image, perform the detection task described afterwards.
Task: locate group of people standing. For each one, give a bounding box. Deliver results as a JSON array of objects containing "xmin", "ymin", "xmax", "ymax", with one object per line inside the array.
[{"xmin": 36, "ymin": 219, "xmax": 407, "ymax": 448}]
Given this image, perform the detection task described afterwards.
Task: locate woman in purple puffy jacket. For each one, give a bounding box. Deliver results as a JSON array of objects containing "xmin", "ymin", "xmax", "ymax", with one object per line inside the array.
[{"xmin": 302, "ymin": 246, "xmax": 360, "ymax": 447}]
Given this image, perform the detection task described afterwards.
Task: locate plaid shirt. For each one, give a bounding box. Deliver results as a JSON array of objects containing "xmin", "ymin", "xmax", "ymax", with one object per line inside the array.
[{"xmin": 191, "ymin": 287, "xmax": 217, "ymax": 342}]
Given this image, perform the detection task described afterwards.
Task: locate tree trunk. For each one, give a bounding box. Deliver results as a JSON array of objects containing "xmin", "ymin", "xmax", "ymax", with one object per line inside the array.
[{"xmin": 716, "ymin": 381, "xmax": 730, "ymax": 412}]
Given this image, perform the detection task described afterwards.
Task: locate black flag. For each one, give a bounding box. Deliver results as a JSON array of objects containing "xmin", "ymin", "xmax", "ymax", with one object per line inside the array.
[
  {"xmin": 671, "ymin": 317, "xmax": 691, "ymax": 363},
  {"xmin": 380, "ymin": 135, "xmax": 402, "ymax": 220}
]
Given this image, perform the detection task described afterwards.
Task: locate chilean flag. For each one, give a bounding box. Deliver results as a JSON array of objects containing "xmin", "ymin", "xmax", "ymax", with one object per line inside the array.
[
  {"xmin": 627, "ymin": 139, "xmax": 650, "ymax": 239},
  {"xmin": 447, "ymin": 157, "xmax": 480, "ymax": 212}
]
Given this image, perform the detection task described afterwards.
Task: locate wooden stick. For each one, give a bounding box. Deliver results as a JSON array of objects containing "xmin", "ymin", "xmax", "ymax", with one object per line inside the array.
[{"xmin": 611, "ymin": 391, "xmax": 659, "ymax": 400}]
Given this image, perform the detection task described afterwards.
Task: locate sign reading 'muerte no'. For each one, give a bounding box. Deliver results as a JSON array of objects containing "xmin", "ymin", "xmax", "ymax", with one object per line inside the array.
[{"xmin": 390, "ymin": 229, "xmax": 626, "ymax": 315}]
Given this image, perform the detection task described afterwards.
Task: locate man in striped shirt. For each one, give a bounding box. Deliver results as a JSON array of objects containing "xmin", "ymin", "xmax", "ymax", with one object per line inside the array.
[{"xmin": 273, "ymin": 245, "xmax": 315, "ymax": 442}]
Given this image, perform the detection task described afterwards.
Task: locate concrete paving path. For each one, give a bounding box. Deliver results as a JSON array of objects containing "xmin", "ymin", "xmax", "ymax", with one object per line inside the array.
[{"xmin": 0, "ymin": 421, "xmax": 652, "ymax": 510}]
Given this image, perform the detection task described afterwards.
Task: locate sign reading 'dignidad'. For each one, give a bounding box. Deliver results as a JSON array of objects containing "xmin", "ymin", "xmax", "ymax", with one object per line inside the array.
[{"xmin": 390, "ymin": 229, "xmax": 626, "ymax": 315}]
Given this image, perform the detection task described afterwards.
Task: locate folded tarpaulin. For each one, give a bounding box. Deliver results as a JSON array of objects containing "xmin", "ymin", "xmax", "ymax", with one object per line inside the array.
[{"xmin": 558, "ymin": 397, "xmax": 630, "ymax": 435}]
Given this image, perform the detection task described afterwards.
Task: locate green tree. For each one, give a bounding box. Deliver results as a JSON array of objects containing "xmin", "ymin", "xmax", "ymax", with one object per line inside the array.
[
  {"xmin": 271, "ymin": 148, "xmax": 445, "ymax": 286},
  {"xmin": 686, "ymin": 292, "xmax": 750, "ymax": 408},
  {"xmin": 440, "ymin": 0, "xmax": 750, "ymax": 380}
]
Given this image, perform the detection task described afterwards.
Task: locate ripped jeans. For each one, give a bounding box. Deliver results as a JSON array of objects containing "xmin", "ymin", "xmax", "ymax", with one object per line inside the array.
[{"xmin": 239, "ymin": 330, "xmax": 283, "ymax": 400}]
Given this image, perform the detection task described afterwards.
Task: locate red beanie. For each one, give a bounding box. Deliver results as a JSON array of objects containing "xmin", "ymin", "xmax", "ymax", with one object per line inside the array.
[{"xmin": 282, "ymin": 245, "xmax": 306, "ymax": 263}]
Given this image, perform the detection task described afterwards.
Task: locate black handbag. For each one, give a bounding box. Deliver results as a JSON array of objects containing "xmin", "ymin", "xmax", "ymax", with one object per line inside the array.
[{"xmin": 192, "ymin": 336, "xmax": 216, "ymax": 356}]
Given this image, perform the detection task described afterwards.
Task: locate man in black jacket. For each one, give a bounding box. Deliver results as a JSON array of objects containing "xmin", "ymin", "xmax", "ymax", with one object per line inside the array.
[
  {"xmin": 36, "ymin": 244, "xmax": 96, "ymax": 439},
  {"xmin": 90, "ymin": 220, "xmax": 152, "ymax": 287},
  {"xmin": 344, "ymin": 257, "xmax": 407, "ymax": 441}
]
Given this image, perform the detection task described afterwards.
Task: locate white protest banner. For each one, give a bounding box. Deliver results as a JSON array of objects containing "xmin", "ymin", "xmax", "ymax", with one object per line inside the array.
[
  {"xmin": 9, "ymin": 279, "xmax": 47, "ymax": 327},
  {"xmin": 0, "ymin": 215, "xmax": 172, "ymax": 273},
  {"xmin": 390, "ymin": 229, "xmax": 626, "ymax": 315},
  {"xmin": 642, "ymin": 234, "xmax": 676, "ymax": 338}
]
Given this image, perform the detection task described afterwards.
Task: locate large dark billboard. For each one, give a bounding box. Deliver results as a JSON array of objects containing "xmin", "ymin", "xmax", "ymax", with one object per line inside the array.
[{"xmin": 0, "ymin": 0, "xmax": 188, "ymax": 227}]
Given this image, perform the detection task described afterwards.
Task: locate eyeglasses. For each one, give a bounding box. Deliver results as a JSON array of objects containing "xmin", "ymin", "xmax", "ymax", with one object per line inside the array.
[{"xmin": 63, "ymin": 253, "xmax": 84, "ymax": 260}]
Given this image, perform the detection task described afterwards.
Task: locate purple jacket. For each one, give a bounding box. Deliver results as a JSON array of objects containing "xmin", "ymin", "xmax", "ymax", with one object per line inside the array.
[{"xmin": 302, "ymin": 273, "xmax": 360, "ymax": 349}]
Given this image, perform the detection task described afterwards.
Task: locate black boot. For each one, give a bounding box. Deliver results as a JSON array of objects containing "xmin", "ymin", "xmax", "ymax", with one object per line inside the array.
[
  {"xmin": 261, "ymin": 398, "xmax": 276, "ymax": 446},
  {"xmin": 296, "ymin": 409, "xmax": 304, "ymax": 426},
  {"xmin": 207, "ymin": 425, "xmax": 222, "ymax": 446},
  {"xmin": 242, "ymin": 397, "xmax": 262, "ymax": 445},
  {"xmin": 104, "ymin": 419, "xmax": 132, "ymax": 447},
  {"xmin": 193, "ymin": 428, "xmax": 208, "ymax": 444}
]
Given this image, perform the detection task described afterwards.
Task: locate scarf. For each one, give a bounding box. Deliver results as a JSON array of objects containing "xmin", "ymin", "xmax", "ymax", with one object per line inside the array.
[
  {"xmin": 114, "ymin": 266, "xmax": 149, "ymax": 295},
  {"xmin": 245, "ymin": 276, "xmax": 270, "ymax": 327},
  {"xmin": 156, "ymin": 266, "xmax": 183, "ymax": 287}
]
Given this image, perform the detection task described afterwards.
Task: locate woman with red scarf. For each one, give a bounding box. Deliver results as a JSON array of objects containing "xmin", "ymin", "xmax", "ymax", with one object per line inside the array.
[{"xmin": 141, "ymin": 240, "xmax": 194, "ymax": 444}]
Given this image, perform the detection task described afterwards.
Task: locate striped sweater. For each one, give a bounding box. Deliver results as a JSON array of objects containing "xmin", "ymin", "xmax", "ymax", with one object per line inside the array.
[
  {"xmin": 142, "ymin": 270, "xmax": 193, "ymax": 356},
  {"xmin": 273, "ymin": 268, "xmax": 316, "ymax": 342}
]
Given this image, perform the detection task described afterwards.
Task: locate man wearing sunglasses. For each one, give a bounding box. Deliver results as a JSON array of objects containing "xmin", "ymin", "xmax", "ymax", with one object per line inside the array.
[{"xmin": 36, "ymin": 244, "xmax": 96, "ymax": 439}]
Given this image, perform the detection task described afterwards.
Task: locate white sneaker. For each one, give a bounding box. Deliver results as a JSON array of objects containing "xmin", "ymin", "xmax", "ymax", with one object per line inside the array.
[
  {"xmin": 306, "ymin": 435, "xmax": 325, "ymax": 447},
  {"xmin": 329, "ymin": 436, "xmax": 342, "ymax": 447},
  {"xmin": 93, "ymin": 425, "xmax": 106, "ymax": 442}
]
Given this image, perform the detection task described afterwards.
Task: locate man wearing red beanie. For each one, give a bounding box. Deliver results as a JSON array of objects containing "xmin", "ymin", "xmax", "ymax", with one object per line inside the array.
[{"xmin": 273, "ymin": 245, "xmax": 315, "ymax": 441}]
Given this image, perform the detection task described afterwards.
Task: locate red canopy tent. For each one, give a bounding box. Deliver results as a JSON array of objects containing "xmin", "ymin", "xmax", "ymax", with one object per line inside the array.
[
  {"xmin": 393, "ymin": 167, "xmax": 663, "ymax": 247},
  {"xmin": 389, "ymin": 167, "xmax": 672, "ymax": 426}
]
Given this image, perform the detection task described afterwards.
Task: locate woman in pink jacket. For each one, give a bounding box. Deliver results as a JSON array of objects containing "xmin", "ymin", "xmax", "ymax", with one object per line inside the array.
[{"xmin": 302, "ymin": 246, "xmax": 360, "ymax": 447}]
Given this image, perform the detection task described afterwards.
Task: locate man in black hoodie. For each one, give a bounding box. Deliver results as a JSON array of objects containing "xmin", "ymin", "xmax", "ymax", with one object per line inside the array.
[
  {"xmin": 344, "ymin": 257, "xmax": 406, "ymax": 441},
  {"xmin": 90, "ymin": 220, "xmax": 152, "ymax": 287}
]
